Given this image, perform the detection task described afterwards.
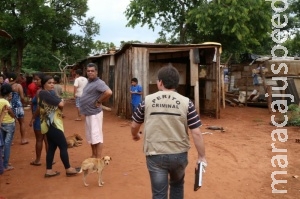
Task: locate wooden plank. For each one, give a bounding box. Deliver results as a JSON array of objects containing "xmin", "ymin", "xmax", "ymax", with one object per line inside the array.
[
  {"xmin": 267, "ymin": 85, "xmax": 272, "ymax": 114},
  {"xmin": 194, "ymin": 80, "xmax": 200, "ymax": 115},
  {"xmin": 190, "ymin": 49, "xmax": 198, "ymax": 86},
  {"xmin": 221, "ymin": 67, "xmax": 225, "ymax": 108}
]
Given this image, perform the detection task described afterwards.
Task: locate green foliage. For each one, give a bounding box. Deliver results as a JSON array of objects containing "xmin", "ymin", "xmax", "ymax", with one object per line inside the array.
[
  {"xmin": 0, "ymin": 0, "xmax": 100, "ymax": 73},
  {"xmin": 188, "ymin": 0, "xmax": 272, "ymax": 54},
  {"xmin": 278, "ymin": 104, "xmax": 300, "ymax": 126},
  {"xmin": 125, "ymin": 0, "xmax": 201, "ymax": 44},
  {"xmin": 91, "ymin": 41, "xmax": 116, "ymax": 55},
  {"xmin": 125, "ymin": 0, "xmax": 277, "ymax": 57}
]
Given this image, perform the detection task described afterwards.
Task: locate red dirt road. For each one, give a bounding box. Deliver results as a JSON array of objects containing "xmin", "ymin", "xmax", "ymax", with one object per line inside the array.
[{"xmin": 0, "ymin": 90, "xmax": 299, "ymax": 198}]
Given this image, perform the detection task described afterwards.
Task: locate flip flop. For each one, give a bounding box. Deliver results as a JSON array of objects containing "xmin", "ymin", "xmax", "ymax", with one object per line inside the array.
[
  {"xmin": 30, "ymin": 161, "xmax": 41, "ymax": 166},
  {"xmin": 66, "ymin": 167, "xmax": 80, "ymax": 177},
  {"xmin": 4, "ymin": 166, "xmax": 14, "ymax": 171},
  {"xmin": 44, "ymin": 171, "xmax": 60, "ymax": 178},
  {"xmin": 21, "ymin": 141, "xmax": 29, "ymax": 145}
]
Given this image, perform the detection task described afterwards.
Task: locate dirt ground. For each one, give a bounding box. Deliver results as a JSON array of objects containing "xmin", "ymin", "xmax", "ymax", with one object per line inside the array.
[{"xmin": 1, "ymin": 86, "xmax": 300, "ymax": 199}]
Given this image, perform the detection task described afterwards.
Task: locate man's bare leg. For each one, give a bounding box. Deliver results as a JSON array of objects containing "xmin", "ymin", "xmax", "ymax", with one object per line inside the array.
[{"xmin": 95, "ymin": 143, "xmax": 103, "ymax": 158}]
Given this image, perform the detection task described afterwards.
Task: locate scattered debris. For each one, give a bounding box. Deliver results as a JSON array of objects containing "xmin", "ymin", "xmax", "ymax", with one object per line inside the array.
[
  {"xmin": 206, "ymin": 126, "xmax": 225, "ymax": 132},
  {"xmin": 295, "ymin": 139, "xmax": 300, "ymax": 143},
  {"xmin": 202, "ymin": 132, "xmax": 213, "ymax": 135},
  {"xmin": 292, "ymin": 175, "xmax": 299, "ymax": 178}
]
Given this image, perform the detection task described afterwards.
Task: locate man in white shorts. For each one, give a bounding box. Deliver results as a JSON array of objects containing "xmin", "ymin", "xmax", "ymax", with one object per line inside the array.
[
  {"xmin": 79, "ymin": 63, "xmax": 112, "ymax": 158},
  {"xmin": 73, "ymin": 69, "xmax": 88, "ymax": 121}
]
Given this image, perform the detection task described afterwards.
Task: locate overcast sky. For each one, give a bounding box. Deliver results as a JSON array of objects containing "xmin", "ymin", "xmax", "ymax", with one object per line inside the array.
[{"xmin": 86, "ymin": 0, "xmax": 160, "ymax": 47}]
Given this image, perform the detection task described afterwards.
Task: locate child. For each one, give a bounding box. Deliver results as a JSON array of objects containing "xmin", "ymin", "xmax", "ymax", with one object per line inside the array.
[
  {"xmin": 0, "ymin": 84, "xmax": 16, "ymax": 172},
  {"xmin": 130, "ymin": 78, "xmax": 143, "ymax": 114},
  {"xmin": 0, "ymin": 105, "xmax": 9, "ymax": 174}
]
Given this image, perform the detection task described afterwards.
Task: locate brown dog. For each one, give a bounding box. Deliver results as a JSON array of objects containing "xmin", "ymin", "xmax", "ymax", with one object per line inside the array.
[
  {"xmin": 66, "ymin": 133, "xmax": 83, "ymax": 148},
  {"xmin": 78, "ymin": 156, "xmax": 112, "ymax": 187}
]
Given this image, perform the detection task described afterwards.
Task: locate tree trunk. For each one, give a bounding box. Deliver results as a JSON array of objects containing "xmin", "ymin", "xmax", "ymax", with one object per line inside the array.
[{"xmin": 15, "ymin": 38, "xmax": 25, "ymax": 75}]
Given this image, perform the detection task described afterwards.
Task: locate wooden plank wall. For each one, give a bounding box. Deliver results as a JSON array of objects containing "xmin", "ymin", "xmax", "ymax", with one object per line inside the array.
[
  {"xmin": 114, "ymin": 47, "xmax": 149, "ymax": 119},
  {"xmin": 132, "ymin": 47, "xmax": 149, "ymax": 97}
]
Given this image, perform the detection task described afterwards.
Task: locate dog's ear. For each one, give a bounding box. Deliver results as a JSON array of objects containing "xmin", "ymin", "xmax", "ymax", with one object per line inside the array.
[{"xmin": 110, "ymin": 157, "xmax": 112, "ymax": 161}]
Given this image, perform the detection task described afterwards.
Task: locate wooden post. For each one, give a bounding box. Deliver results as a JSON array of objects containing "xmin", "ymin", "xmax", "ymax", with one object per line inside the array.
[
  {"xmin": 246, "ymin": 74, "xmax": 248, "ymax": 107},
  {"xmin": 63, "ymin": 70, "xmax": 67, "ymax": 92},
  {"xmin": 194, "ymin": 80, "xmax": 200, "ymax": 114},
  {"xmin": 221, "ymin": 67, "xmax": 225, "ymax": 108},
  {"xmin": 267, "ymin": 85, "xmax": 272, "ymax": 114}
]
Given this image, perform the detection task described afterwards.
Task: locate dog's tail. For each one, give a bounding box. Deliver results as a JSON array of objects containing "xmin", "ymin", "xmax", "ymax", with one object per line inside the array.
[{"xmin": 78, "ymin": 168, "xmax": 83, "ymax": 173}]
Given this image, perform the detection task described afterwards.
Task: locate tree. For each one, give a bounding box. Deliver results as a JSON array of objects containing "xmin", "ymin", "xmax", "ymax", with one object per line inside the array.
[
  {"xmin": 0, "ymin": 0, "xmax": 99, "ymax": 74},
  {"xmin": 125, "ymin": 0, "xmax": 202, "ymax": 44},
  {"xmin": 283, "ymin": 33, "xmax": 300, "ymax": 56},
  {"xmin": 91, "ymin": 41, "xmax": 116, "ymax": 55},
  {"xmin": 125, "ymin": 0, "xmax": 276, "ymax": 56}
]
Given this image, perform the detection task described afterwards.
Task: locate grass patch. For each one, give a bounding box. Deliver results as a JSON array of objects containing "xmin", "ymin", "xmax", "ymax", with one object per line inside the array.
[
  {"xmin": 253, "ymin": 118, "xmax": 264, "ymax": 123},
  {"xmin": 62, "ymin": 91, "xmax": 73, "ymax": 99}
]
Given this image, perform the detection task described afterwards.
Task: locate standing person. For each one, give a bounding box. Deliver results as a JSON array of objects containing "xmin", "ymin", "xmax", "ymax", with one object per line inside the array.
[
  {"xmin": 53, "ymin": 75, "xmax": 63, "ymax": 97},
  {"xmin": 0, "ymin": 105, "xmax": 8, "ymax": 175},
  {"xmin": 29, "ymin": 72, "xmax": 49, "ymax": 166},
  {"xmin": 38, "ymin": 75, "xmax": 78, "ymax": 177},
  {"xmin": 7, "ymin": 72, "xmax": 28, "ymax": 145},
  {"xmin": 131, "ymin": 64, "xmax": 207, "ymax": 199},
  {"xmin": 0, "ymin": 74, "xmax": 5, "ymax": 87},
  {"xmin": 80, "ymin": 63, "xmax": 112, "ymax": 158},
  {"xmin": 130, "ymin": 77, "xmax": 143, "ymax": 114},
  {"xmin": 17, "ymin": 73, "xmax": 27, "ymax": 97},
  {"xmin": 27, "ymin": 75, "xmax": 38, "ymax": 103},
  {"xmin": 73, "ymin": 69, "xmax": 88, "ymax": 121},
  {"xmin": 0, "ymin": 84, "xmax": 16, "ymax": 171}
]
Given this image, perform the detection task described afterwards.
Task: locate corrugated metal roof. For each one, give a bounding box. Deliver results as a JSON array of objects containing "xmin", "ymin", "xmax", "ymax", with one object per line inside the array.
[
  {"xmin": 114, "ymin": 42, "xmax": 222, "ymax": 55},
  {"xmin": 77, "ymin": 42, "xmax": 222, "ymax": 64}
]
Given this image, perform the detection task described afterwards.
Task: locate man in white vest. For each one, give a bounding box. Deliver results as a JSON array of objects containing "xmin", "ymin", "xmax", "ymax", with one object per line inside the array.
[{"xmin": 131, "ymin": 63, "xmax": 207, "ymax": 199}]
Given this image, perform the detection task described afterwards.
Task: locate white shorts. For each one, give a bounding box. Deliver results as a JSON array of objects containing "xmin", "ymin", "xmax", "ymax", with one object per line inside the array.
[{"xmin": 85, "ymin": 111, "xmax": 103, "ymax": 144}]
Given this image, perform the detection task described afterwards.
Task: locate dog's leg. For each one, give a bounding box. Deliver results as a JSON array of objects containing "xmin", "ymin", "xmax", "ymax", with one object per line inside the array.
[
  {"xmin": 98, "ymin": 170, "xmax": 104, "ymax": 187},
  {"xmin": 83, "ymin": 170, "xmax": 89, "ymax": 187}
]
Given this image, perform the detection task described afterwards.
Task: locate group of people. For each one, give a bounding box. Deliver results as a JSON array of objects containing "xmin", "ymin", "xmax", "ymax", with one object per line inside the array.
[
  {"xmin": 0, "ymin": 72, "xmax": 30, "ymax": 173},
  {"xmin": 0, "ymin": 63, "xmax": 206, "ymax": 199},
  {"xmin": 0, "ymin": 63, "xmax": 113, "ymax": 178}
]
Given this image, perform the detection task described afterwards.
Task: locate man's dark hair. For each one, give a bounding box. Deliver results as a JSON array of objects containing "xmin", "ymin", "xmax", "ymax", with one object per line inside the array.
[
  {"xmin": 1, "ymin": 83, "xmax": 12, "ymax": 96},
  {"xmin": 53, "ymin": 75, "xmax": 60, "ymax": 84},
  {"xmin": 6, "ymin": 72, "xmax": 17, "ymax": 82},
  {"xmin": 131, "ymin": 78, "xmax": 138, "ymax": 83},
  {"xmin": 157, "ymin": 64, "xmax": 179, "ymax": 89},
  {"xmin": 76, "ymin": 69, "xmax": 83, "ymax": 76},
  {"xmin": 86, "ymin": 63, "xmax": 98, "ymax": 71},
  {"xmin": 33, "ymin": 72, "xmax": 44, "ymax": 80}
]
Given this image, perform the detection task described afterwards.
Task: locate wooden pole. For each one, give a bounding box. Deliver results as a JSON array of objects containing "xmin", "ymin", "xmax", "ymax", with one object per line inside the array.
[
  {"xmin": 221, "ymin": 67, "xmax": 225, "ymax": 108},
  {"xmin": 246, "ymin": 74, "xmax": 248, "ymax": 107},
  {"xmin": 195, "ymin": 80, "xmax": 200, "ymax": 114}
]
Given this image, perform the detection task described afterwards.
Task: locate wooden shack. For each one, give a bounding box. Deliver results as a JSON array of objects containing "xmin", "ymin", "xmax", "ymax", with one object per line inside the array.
[{"xmin": 75, "ymin": 43, "xmax": 222, "ymax": 119}]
